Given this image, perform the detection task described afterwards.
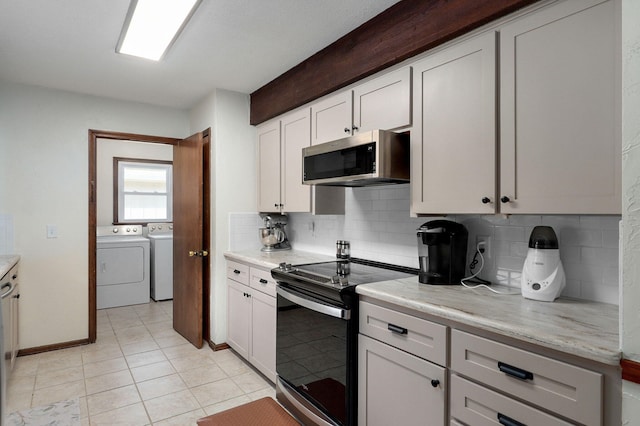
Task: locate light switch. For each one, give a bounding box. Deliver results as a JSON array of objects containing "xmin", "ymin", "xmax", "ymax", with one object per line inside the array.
[{"xmin": 46, "ymin": 224, "xmax": 58, "ymax": 239}]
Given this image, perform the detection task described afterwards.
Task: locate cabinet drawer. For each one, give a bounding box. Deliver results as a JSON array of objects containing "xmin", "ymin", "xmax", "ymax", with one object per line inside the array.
[
  {"xmin": 226, "ymin": 260, "xmax": 249, "ymax": 285},
  {"xmin": 359, "ymin": 301, "xmax": 447, "ymax": 366},
  {"xmin": 249, "ymin": 267, "xmax": 277, "ymax": 298},
  {"xmin": 451, "ymin": 329, "xmax": 602, "ymax": 426},
  {"xmin": 450, "ymin": 374, "xmax": 573, "ymax": 426}
]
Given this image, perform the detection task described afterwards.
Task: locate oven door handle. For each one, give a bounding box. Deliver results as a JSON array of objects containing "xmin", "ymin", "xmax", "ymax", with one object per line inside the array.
[{"xmin": 277, "ymin": 286, "xmax": 350, "ymax": 320}]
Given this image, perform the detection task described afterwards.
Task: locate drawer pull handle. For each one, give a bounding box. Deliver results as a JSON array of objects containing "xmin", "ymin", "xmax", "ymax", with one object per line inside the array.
[
  {"xmin": 259, "ymin": 279, "xmax": 268, "ymax": 284},
  {"xmin": 387, "ymin": 323, "xmax": 408, "ymax": 335},
  {"xmin": 233, "ymin": 269, "xmax": 241, "ymax": 274},
  {"xmin": 498, "ymin": 413, "xmax": 526, "ymax": 426},
  {"xmin": 498, "ymin": 362, "xmax": 533, "ymax": 381}
]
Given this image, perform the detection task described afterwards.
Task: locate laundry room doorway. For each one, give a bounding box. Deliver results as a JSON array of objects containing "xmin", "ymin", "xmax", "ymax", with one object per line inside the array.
[{"xmin": 88, "ymin": 129, "xmax": 211, "ymax": 348}]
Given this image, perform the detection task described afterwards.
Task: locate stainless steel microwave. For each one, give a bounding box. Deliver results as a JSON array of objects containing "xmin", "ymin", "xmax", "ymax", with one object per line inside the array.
[{"xmin": 302, "ymin": 129, "xmax": 409, "ymax": 187}]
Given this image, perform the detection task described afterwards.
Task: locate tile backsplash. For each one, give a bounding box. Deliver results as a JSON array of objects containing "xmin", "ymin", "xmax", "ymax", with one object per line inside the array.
[
  {"xmin": 0, "ymin": 214, "xmax": 15, "ymax": 255},
  {"xmin": 285, "ymin": 184, "xmax": 621, "ymax": 305},
  {"xmin": 228, "ymin": 212, "xmax": 263, "ymax": 251},
  {"xmin": 229, "ymin": 185, "xmax": 620, "ymax": 304}
]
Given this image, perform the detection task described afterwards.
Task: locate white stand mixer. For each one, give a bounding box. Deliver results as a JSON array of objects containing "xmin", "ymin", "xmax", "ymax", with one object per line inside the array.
[{"xmin": 521, "ymin": 226, "xmax": 566, "ymax": 302}]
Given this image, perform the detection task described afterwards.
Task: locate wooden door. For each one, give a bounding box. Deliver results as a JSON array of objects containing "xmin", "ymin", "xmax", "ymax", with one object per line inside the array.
[
  {"xmin": 173, "ymin": 130, "xmax": 209, "ymax": 348},
  {"xmin": 411, "ymin": 32, "xmax": 496, "ymax": 215}
]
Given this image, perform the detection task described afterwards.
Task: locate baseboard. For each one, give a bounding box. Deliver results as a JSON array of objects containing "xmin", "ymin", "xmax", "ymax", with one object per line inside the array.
[
  {"xmin": 18, "ymin": 338, "xmax": 90, "ymax": 356},
  {"xmin": 622, "ymin": 358, "xmax": 640, "ymax": 384},
  {"xmin": 207, "ymin": 339, "xmax": 230, "ymax": 351}
]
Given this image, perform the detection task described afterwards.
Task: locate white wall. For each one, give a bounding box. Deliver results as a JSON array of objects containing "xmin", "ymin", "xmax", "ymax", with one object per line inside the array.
[
  {"xmin": 289, "ymin": 184, "xmax": 620, "ymax": 304},
  {"xmin": 96, "ymin": 140, "xmax": 173, "ymax": 226},
  {"xmin": 189, "ymin": 89, "xmax": 256, "ymax": 345},
  {"xmin": 622, "ymin": 0, "xmax": 640, "ymax": 422},
  {"xmin": 0, "ymin": 81, "xmax": 188, "ymax": 349}
]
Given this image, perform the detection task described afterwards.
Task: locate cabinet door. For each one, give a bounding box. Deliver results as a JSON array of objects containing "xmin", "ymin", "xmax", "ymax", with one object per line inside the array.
[
  {"xmin": 226, "ymin": 278, "xmax": 250, "ymax": 358},
  {"xmin": 249, "ymin": 290, "xmax": 276, "ymax": 383},
  {"xmin": 358, "ymin": 334, "xmax": 446, "ymax": 426},
  {"xmin": 500, "ymin": 0, "xmax": 619, "ymax": 214},
  {"xmin": 311, "ymin": 91, "xmax": 353, "ymax": 145},
  {"xmin": 257, "ymin": 120, "xmax": 282, "ymax": 212},
  {"xmin": 411, "ymin": 32, "xmax": 497, "ymax": 214},
  {"xmin": 280, "ymin": 109, "xmax": 311, "ymax": 212},
  {"xmin": 353, "ymin": 66, "xmax": 412, "ymax": 133}
]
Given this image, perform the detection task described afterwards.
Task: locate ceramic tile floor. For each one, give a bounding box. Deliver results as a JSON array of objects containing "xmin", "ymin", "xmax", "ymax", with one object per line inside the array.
[{"xmin": 7, "ymin": 301, "xmax": 276, "ymax": 425}]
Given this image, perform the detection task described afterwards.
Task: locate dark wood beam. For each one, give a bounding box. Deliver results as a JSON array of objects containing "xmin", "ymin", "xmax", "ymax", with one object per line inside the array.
[{"xmin": 250, "ymin": 0, "xmax": 540, "ymax": 125}]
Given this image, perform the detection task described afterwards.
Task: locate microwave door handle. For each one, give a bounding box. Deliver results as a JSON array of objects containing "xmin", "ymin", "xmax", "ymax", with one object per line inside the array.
[{"xmin": 277, "ymin": 286, "xmax": 350, "ymax": 320}]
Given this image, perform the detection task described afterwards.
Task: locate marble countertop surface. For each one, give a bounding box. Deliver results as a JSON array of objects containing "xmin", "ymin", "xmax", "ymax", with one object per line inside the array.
[
  {"xmin": 224, "ymin": 249, "xmax": 335, "ymax": 270},
  {"xmin": 0, "ymin": 255, "xmax": 20, "ymax": 278},
  {"xmin": 357, "ymin": 277, "xmax": 620, "ymax": 365}
]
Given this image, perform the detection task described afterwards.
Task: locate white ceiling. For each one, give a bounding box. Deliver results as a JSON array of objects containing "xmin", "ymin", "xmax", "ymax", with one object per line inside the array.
[{"xmin": 0, "ymin": 0, "xmax": 401, "ymax": 109}]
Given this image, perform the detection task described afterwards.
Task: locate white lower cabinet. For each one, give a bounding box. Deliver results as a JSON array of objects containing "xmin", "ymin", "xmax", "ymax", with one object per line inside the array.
[
  {"xmin": 226, "ymin": 259, "xmax": 276, "ymax": 382},
  {"xmin": 451, "ymin": 329, "xmax": 603, "ymax": 426},
  {"xmin": 450, "ymin": 375, "xmax": 573, "ymax": 426},
  {"xmin": 358, "ymin": 301, "xmax": 447, "ymax": 426},
  {"xmin": 358, "ymin": 334, "xmax": 446, "ymax": 426}
]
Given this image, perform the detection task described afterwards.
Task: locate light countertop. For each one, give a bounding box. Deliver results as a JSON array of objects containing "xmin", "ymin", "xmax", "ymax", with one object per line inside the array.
[
  {"xmin": 224, "ymin": 249, "xmax": 335, "ymax": 270},
  {"xmin": 223, "ymin": 249, "xmax": 620, "ymax": 365},
  {"xmin": 0, "ymin": 255, "xmax": 20, "ymax": 278},
  {"xmin": 357, "ymin": 277, "xmax": 620, "ymax": 365}
]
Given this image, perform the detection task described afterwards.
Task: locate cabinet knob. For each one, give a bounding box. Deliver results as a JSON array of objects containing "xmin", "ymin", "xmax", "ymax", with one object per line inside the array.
[
  {"xmin": 274, "ymin": 203, "xmax": 278, "ymax": 208},
  {"xmin": 481, "ymin": 197, "xmax": 491, "ymax": 204},
  {"xmin": 500, "ymin": 196, "xmax": 511, "ymax": 203},
  {"xmin": 259, "ymin": 279, "xmax": 268, "ymax": 284},
  {"xmin": 352, "ymin": 125, "xmax": 359, "ymax": 132},
  {"xmin": 233, "ymin": 269, "xmax": 240, "ymax": 274},
  {"xmin": 431, "ymin": 379, "xmax": 440, "ymax": 388},
  {"xmin": 344, "ymin": 127, "xmax": 351, "ymax": 133}
]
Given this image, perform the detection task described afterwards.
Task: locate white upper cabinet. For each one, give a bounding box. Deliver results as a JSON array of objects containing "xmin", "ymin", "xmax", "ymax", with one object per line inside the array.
[
  {"xmin": 280, "ymin": 109, "xmax": 312, "ymax": 212},
  {"xmin": 499, "ymin": 0, "xmax": 620, "ymax": 214},
  {"xmin": 257, "ymin": 109, "xmax": 344, "ymax": 214},
  {"xmin": 311, "ymin": 91, "xmax": 353, "ymax": 145},
  {"xmin": 353, "ymin": 67, "xmax": 412, "ymax": 134},
  {"xmin": 311, "ymin": 66, "xmax": 412, "ymax": 145},
  {"xmin": 256, "ymin": 120, "xmax": 281, "ymax": 213},
  {"xmin": 411, "ymin": 32, "xmax": 497, "ymax": 214}
]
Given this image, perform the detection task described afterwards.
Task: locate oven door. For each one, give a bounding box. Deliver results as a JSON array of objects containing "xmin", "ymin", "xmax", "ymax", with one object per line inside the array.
[{"xmin": 276, "ymin": 285, "xmax": 352, "ymax": 426}]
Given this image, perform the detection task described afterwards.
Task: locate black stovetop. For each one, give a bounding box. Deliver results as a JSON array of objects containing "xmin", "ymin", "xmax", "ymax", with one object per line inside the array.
[{"xmin": 272, "ymin": 257, "xmax": 418, "ymax": 304}]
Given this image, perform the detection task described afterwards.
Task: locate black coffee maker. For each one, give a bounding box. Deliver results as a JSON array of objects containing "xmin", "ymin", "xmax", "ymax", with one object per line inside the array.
[{"xmin": 417, "ymin": 220, "xmax": 468, "ymax": 285}]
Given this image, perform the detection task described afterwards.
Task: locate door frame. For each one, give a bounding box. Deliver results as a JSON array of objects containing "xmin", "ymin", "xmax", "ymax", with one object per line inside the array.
[{"xmin": 88, "ymin": 129, "xmax": 210, "ymax": 343}]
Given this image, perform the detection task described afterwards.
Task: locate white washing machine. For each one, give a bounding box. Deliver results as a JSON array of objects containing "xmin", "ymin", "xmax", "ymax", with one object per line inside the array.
[
  {"xmin": 147, "ymin": 222, "xmax": 173, "ymax": 301},
  {"xmin": 96, "ymin": 225, "xmax": 150, "ymax": 309}
]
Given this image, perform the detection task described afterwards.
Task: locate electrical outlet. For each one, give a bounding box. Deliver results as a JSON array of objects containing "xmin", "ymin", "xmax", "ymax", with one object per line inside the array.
[{"xmin": 475, "ymin": 235, "xmax": 491, "ymax": 258}]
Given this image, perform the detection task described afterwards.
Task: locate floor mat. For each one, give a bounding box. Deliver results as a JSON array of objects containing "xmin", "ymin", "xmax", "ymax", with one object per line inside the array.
[{"xmin": 6, "ymin": 398, "xmax": 80, "ymax": 426}]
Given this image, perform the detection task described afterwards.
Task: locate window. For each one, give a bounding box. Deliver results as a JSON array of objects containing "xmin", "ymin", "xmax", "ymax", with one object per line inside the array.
[{"xmin": 114, "ymin": 158, "xmax": 172, "ymax": 223}]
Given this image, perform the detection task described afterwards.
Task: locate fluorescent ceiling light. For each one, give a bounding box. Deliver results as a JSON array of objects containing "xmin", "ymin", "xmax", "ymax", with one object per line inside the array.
[{"xmin": 116, "ymin": 0, "xmax": 201, "ymax": 61}]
